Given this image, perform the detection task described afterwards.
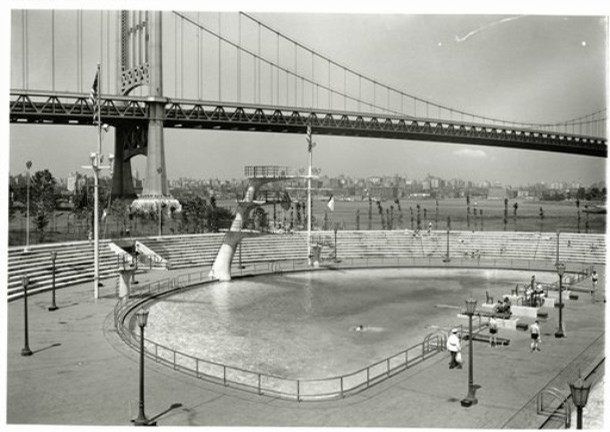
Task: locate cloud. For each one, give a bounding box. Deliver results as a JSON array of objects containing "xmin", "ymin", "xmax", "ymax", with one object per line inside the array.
[
  {"xmin": 454, "ymin": 148, "xmax": 488, "ymax": 158},
  {"xmin": 455, "ymin": 16, "xmax": 522, "ymax": 43}
]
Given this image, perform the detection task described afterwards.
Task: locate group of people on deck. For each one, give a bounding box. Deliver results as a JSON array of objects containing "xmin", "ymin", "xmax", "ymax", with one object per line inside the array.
[
  {"xmin": 523, "ymin": 275, "xmax": 545, "ymax": 307},
  {"xmin": 492, "ymin": 297, "xmax": 512, "ymax": 317}
]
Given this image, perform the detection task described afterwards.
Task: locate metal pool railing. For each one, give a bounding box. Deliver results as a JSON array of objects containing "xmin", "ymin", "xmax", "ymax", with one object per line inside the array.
[
  {"xmin": 113, "ymin": 257, "xmax": 590, "ymax": 401},
  {"xmin": 113, "ymin": 267, "xmax": 447, "ymax": 401}
]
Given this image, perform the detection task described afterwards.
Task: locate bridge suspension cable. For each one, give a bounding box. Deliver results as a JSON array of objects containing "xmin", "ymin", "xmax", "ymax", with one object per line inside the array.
[
  {"xmin": 235, "ymin": 11, "xmax": 605, "ymax": 134},
  {"xmin": 11, "ymin": 10, "xmax": 606, "ymax": 140}
]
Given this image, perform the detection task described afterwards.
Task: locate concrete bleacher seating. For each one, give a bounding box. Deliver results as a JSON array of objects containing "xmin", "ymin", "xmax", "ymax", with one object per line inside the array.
[
  {"xmin": 6, "ymin": 230, "xmax": 605, "ymax": 301},
  {"xmin": 137, "ymin": 234, "xmax": 225, "ymax": 269},
  {"xmin": 7, "ymin": 240, "xmax": 117, "ymax": 301}
]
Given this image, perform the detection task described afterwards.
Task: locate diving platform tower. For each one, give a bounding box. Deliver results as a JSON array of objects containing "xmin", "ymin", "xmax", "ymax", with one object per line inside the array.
[{"xmin": 209, "ymin": 166, "xmax": 310, "ymax": 281}]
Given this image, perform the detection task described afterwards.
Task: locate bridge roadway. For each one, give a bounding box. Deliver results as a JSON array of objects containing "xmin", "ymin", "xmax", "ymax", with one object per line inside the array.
[
  {"xmin": 10, "ymin": 91, "xmax": 607, "ymax": 157},
  {"xmin": 6, "ymin": 265, "xmax": 605, "ymax": 427}
]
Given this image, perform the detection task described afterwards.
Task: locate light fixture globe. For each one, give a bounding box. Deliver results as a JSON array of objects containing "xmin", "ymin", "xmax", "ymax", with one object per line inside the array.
[
  {"xmin": 569, "ymin": 371, "xmax": 592, "ymax": 408},
  {"xmin": 556, "ymin": 262, "xmax": 566, "ymax": 277},
  {"xmin": 136, "ymin": 309, "xmax": 149, "ymax": 328},
  {"xmin": 464, "ymin": 297, "xmax": 477, "ymax": 315}
]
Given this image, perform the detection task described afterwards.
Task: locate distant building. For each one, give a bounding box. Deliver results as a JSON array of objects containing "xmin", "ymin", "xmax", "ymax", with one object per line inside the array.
[
  {"xmin": 67, "ymin": 172, "xmax": 79, "ymax": 192},
  {"xmin": 487, "ymin": 187, "xmax": 507, "ymax": 200}
]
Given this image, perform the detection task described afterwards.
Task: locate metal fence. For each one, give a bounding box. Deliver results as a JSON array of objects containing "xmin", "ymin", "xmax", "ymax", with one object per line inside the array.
[
  {"xmin": 113, "ymin": 257, "xmax": 593, "ymax": 401},
  {"xmin": 113, "ymin": 264, "xmax": 448, "ymax": 401}
]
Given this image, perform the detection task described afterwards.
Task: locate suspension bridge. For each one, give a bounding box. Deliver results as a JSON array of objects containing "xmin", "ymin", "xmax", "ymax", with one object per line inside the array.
[{"xmin": 10, "ymin": 10, "xmax": 608, "ymax": 206}]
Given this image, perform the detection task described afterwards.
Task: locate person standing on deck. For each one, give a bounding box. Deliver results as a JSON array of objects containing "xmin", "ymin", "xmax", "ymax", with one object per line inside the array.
[
  {"xmin": 489, "ymin": 316, "xmax": 499, "ymax": 347},
  {"xmin": 530, "ymin": 320, "xmax": 541, "ymax": 352},
  {"xmin": 447, "ymin": 329, "xmax": 462, "ymax": 369},
  {"xmin": 591, "ymin": 270, "xmax": 598, "ymax": 302}
]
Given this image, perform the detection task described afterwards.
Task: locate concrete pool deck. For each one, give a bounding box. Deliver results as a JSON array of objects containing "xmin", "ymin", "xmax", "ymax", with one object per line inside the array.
[{"xmin": 5, "ymin": 266, "xmax": 605, "ymax": 428}]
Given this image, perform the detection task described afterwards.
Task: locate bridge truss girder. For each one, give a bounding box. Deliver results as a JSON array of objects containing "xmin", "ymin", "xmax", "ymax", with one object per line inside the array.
[{"xmin": 9, "ymin": 92, "xmax": 607, "ymax": 158}]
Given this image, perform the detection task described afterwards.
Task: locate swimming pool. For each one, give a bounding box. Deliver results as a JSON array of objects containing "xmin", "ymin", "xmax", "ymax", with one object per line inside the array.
[{"xmin": 145, "ymin": 267, "xmax": 556, "ymax": 379}]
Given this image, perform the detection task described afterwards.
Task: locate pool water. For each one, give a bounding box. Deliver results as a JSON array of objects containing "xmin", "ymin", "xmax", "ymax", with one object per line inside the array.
[{"xmin": 146, "ymin": 268, "xmax": 556, "ymax": 379}]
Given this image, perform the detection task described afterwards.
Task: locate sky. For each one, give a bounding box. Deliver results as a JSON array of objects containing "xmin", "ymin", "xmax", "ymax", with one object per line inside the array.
[{"xmin": 4, "ymin": 1, "xmax": 609, "ymax": 187}]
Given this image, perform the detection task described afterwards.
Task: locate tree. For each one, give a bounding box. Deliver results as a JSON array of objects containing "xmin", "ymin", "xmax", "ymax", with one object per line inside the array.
[
  {"xmin": 252, "ymin": 207, "xmax": 268, "ymax": 232},
  {"xmin": 207, "ymin": 206, "xmax": 233, "ymax": 232},
  {"xmin": 295, "ymin": 202, "xmax": 302, "ymax": 226},
  {"xmin": 503, "ymin": 198, "xmax": 508, "ymax": 231},
  {"xmin": 466, "ymin": 194, "xmax": 471, "ymax": 230},
  {"xmin": 72, "ymin": 177, "xmax": 109, "ymax": 236},
  {"xmin": 409, "ymin": 206, "xmax": 414, "ymax": 230},
  {"xmin": 473, "ymin": 207, "xmax": 478, "ymax": 231},
  {"xmin": 176, "ymin": 196, "xmax": 204, "ymax": 233},
  {"xmin": 584, "ymin": 205, "xmax": 590, "ymax": 233},
  {"xmin": 108, "ymin": 198, "xmax": 132, "ymax": 235},
  {"xmin": 513, "ymin": 202, "xmax": 519, "ymax": 231},
  {"xmin": 386, "ymin": 208, "xmax": 390, "ymax": 230},
  {"xmin": 72, "ymin": 181, "xmax": 92, "ymax": 233},
  {"xmin": 395, "ymin": 199, "xmax": 404, "ymax": 229},
  {"xmin": 8, "ymin": 185, "xmax": 17, "ymax": 222},
  {"xmin": 576, "ymin": 198, "xmax": 581, "ymax": 233},
  {"xmin": 368, "ymin": 197, "xmax": 372, "ymax": 230},
  {"xmin": 30, "ymin": 169, "xmax": 58, "ymax": 242},
  {"xmin": 376, "ymin": 201, "xmax": 385, "ymax": 230}
]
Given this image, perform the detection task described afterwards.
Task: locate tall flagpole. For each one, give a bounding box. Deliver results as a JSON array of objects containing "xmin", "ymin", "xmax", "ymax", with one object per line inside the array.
[
  {"xmin": 306, "ymin": 125, "xmax": 313, "ymax": 266},
  {"xmin": 93, "ymin": 62, "xmax": 101, "ymax": 299}
]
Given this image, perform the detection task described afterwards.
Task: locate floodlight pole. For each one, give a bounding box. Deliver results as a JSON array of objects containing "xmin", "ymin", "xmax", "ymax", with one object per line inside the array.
[
  {"xmin": 306, "ymin": 125, "xmax": 313, "ymax": 266},
  {"xmin": 94, "ymin": 63, "xmax": 102, "ymax": 299},
  {"xmin": 24, "ymin": 161, "xmax": 32, "ymax": 253}
]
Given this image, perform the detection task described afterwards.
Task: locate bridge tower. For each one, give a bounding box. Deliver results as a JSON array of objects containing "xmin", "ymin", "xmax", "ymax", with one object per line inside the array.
[{"xmin": 113, "ymin": 11, "xmax": 180, "ymax": 212}]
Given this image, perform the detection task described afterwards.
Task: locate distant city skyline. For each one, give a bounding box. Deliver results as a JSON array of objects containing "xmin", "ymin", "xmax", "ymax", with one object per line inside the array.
[{"xmin": 7, "ymin": 8, "xmax": 608, "ymax": 188}]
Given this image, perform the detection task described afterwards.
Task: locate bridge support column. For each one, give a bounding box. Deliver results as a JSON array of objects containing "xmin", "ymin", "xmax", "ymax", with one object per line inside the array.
[
  {"xmin": 144, "ymin": 103, "xmax": 168, "ymax": 198},
  {"xmin": 111, "ymin": 124, "xmax": 141, "ymax": 199},
  {"xmin": 129, "ymin": 11, "xmax": 180, "ymax": 213}
]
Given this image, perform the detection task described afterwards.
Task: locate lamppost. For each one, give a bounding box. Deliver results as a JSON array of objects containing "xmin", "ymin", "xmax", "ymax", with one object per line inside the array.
[
  {"xmin": 333, "ymin": 223, "xmax": 339, "ymax": 262},
  {"xmin": 555, "ymin": 262, "xmax": 566, "ymax": 338},
  {"xmin": 157, "ymin": 201, "xmax": 167, "ymax": 237},
  {"xmin": 83, "ymin": 149, "xmax": 114, "ymax": 299},
  {"xmin": 131, "ymin": 242, "xmax": 139, "ymax": 285},
  {"xmin": 555, "ymin": 230, "xmax": 560, "ymax": 265},
  {"xmin": 569, "ymin": 370, "xmax": 592, "ymax": 429},
  {"xmin": 133, "ymin": 309, "xmax": 155, "ymax": 426},
  {"xmin": 24, "ymin": 160, "xmax": 32, "ymax": 253},
  {"xmin": 443, "ymin": 216, "xmax": 451, "ymax": 263},
  {"xmin": 21, "ymin": 275, "xmax": 32, "ymax": 356},
  {"xmin": 305, "ymin": 125, "xmax": 315, "ymax": 266},
  {"xmin": 48, "ymin": 251, "xmax": 58, "ymax": 311},
  {"xmin": 460, "ymin": 297, "xmax": 478, "ymax": 407}
]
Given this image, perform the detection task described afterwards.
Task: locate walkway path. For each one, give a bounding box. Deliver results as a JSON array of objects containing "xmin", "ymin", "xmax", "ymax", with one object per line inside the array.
[{"xmin": 5, "ymin": 266, "xmax": 605, "ymax": 427}]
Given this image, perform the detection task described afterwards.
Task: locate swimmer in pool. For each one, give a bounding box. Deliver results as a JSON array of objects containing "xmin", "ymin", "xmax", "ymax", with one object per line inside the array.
[{"xmin": 355, "ymin": 325, "xmax": 364, "ymax": 332}]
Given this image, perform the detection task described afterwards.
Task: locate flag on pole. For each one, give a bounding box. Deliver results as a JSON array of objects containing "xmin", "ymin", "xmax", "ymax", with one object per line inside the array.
[
  {"xmin": 327, "ymin": 195, "xmax": 335, "ymax": 212},
  {"xmin": 89, "ymin": 71, "xmax": 99, "ymax": 104},
  {"xmin": 306, "ymin": 125, "xmax": 316, "ymax": 152},
  {"xmin": 90, "ymin": 68, "xmax": 100, "ymax": 125}
]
